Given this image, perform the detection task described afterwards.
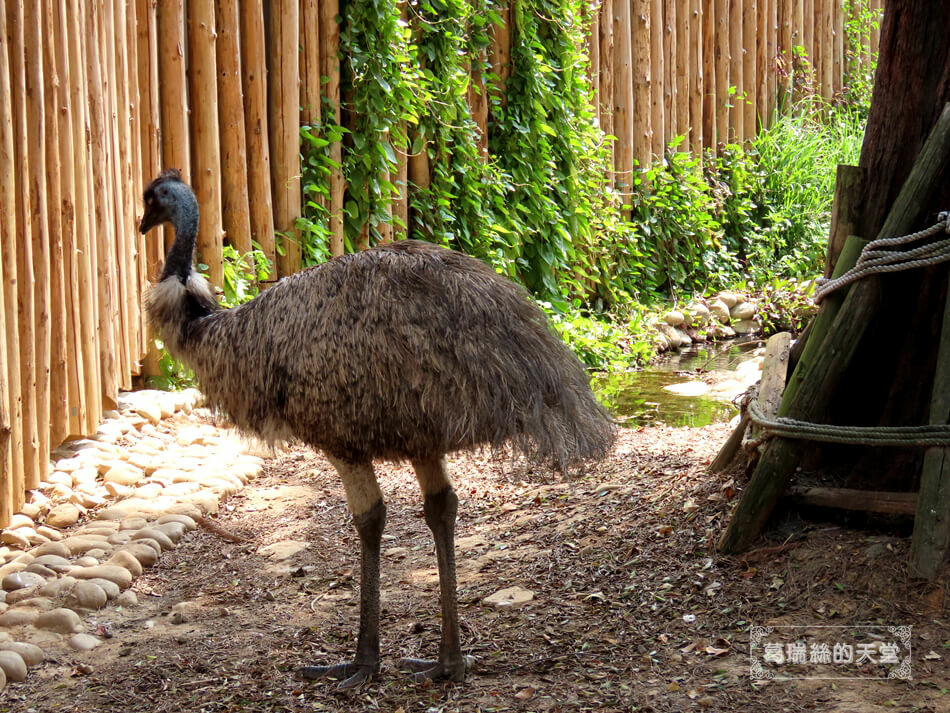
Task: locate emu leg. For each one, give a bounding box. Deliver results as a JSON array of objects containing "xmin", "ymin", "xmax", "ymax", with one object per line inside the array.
[
  {"xmin": 298, "ymin": 458, "xmax": 385, "ymax": 689},
  {"xmin": 399, "ymin": 458, "xmax": 473, "ymax": 682}
]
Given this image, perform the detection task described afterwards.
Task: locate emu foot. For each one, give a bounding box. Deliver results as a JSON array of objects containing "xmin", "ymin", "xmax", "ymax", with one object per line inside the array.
[
  {"xmin": 398, "ymin": 655, "xmax": 474, "ymax": 683},
  {"xmin": 296, "ymin": 661, "xmax": 376, "ymax": 689}
]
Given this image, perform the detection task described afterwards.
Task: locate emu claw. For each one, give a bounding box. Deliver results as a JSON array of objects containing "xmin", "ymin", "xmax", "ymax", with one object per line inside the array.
[
  {"xmin": 398, "ymin": 655, "xmax": 474, "ymax": 683},
  {"xmin": 296, "ymin": 662, "xmax": 375, "ymax": 689}
]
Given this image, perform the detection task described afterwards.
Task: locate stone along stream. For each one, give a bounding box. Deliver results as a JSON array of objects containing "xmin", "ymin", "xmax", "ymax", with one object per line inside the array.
[{"xmin": 595, "ymin": 337, "xmax": 766, "ymax": 428}]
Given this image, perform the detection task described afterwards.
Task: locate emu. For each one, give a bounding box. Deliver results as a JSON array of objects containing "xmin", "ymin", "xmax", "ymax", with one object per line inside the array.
[{"xmin": 139, "ymin": 169, "xmax": 616, "ymax": 688}]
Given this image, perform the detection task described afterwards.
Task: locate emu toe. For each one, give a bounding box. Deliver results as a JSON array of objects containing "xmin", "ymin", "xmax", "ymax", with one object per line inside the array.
[
  {"xmin": 398, "ymin": 655, "xmax": 474, "ymax": 683},
  {"xmin": 296, "ymin": 661, "xmax": 376, "ymax": 689}
]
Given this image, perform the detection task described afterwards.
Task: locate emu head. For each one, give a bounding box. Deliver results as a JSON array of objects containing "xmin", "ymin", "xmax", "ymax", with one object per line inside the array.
[{"xmin": 139, "ymin": 168, "xmax": 198, "ymax": 234}]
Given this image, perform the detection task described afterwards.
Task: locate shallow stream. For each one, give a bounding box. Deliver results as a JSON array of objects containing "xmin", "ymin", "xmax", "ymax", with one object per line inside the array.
[{"xmin": 595, "ymin": 337, "xmax": 766, "ymax": 428}]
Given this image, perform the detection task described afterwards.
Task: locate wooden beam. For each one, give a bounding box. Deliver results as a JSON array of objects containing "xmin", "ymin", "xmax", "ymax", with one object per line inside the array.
[
  {"xmin": 788, "ymin": 486, "xmax": 917, "ymax": 515},
  {"xmin": 614, "ymin": 0, "xmax": 634, "ymax": 190},
  {"xmin": 825, "ymin": 165, "xmax": 867, "ymax": 278},
  {"xmin": 632, "ymin": 0, "xmax": 652, "ymax": 169}
]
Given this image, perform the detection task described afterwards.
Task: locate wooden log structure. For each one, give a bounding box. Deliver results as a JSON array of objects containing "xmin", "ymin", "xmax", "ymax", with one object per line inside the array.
[
  {"xmin": 632, "ymin": 1, "xmax": 652, "ymax": 171},
  {"xmin": 613, "ymin": 0, "xmax": 634, "ymax": 191},
  {"xmin": 719, "ymin": 104, "xmax": 950, "ymax": 554},
  {"xmin": 319, "ymin": 0, "xmax": 344, "ymax": 258},
  {"xmin": 788, "ymin": 486, "xmax": 918, "ymax": 516},
  {"xmin": 649, "ymin": 0, "xmax": 664, "ymax": 157}
]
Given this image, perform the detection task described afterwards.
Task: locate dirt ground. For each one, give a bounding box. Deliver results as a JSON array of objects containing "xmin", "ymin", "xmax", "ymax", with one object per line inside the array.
[{"xmin": 4, "ymin": 418, "xmax": 948, "ymax": 713}]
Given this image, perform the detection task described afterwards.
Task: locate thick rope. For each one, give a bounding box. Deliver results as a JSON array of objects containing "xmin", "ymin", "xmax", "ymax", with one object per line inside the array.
[
  {"xmin": 746, "ymin": 400, "xmax": 950, "ymax": 447},
  {"xmin": 814, "ymin": 213, "xmax": 950, "ymax": 303}
]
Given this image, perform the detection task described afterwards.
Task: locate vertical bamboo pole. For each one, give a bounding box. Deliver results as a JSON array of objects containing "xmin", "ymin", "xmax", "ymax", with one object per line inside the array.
[
  {"xmin": 818, "ymin": 0, "xmax": 833, "ymax": 102},
  {"xmin": 803, "ymin": 0, "xmax": 814, "ymax": 78},
  {"xmin": 320, "ymin": 0, "xmax": 344, "ymax": 257},
  {"xmin": 662, "ymin": 0, "xmax": 675, "ymax": 142},
  {"xmin": 598, "ymin": 0, "xmax": 614, "ymax": 181},
  {"xmin": 189, "ymin": 0, "xmax": 225, "ymax": 288},
  {"xmin": 743, "ymin": 0, "xmax": 756, "ymax": 140},
  {"xmin": 675, "ymin": 0, "xmax": 690, "ymax": 146},
  {"xmin": 688, "ymin": 0, "xmax": 702, "ymax": 154},
  {"xmin": 269, "ymin": 0, "xmax": 302, "ymax": 275},
  {"xmin": 701, "ymin": 0, "xmax": 715, "ymax": 148},
  {"xmin": 714, "ymin": 0, "xmax": 729, "ymax": 145},
  {"xmin": 631, "ymin": 2, "xmax": 652, "ymax": 171},
  {"xmin": 42, "ymin": 0, "xmax": 68, "ymax": 448},
  {"xmin": 137, "ymin": 0, "xmax": 163, "ymax": 281},
  {"xmin": 87, "ymin": 0, "xmax": 119, "ymax": 409},
  {"xmin": 125, "ymin": 0, "xmax": 148, "ymax": 361},
  {"xmin": 52, "ymin": 0, "xmax": 85, "ymax": 438},
  {"xmin": 240, "ymin": 0, "xmax": 276, "ymax": 270},
  {"xmin": 69, "ymin": 0, "xmax": 101, "ymax": 433},
  {"xmin": 832, "ymin": 0, "xmax": 843, "ymax": 97},
  {"xmin": 100, "ymin": 0, "xmax": 132, "ymax": 390},
  {"xmin": 756, "ymin": 0, "xmax": 768, "ymax": 131},
  {"xmin": 110, "ymin": 0, "xmax": 139, "ymax": 386},
  {"xmin": 216, "ymin": 0, "xmax": 253, "ymax": 258},
  {"xmin": 613, "ymin": 0, "xmax": 635, "ymax": 190},
  {"xmin": 23, "ymin": 0, "xmax": 50, "ymax": 488},
  {"xmin": 158, "ymin": 1, "xmax": 190, "ymax": 192},
  {"xmin": 767, "ymin": 0, "xmax": 778, "ymax": 123},
  {"xmin": 649, "ymin": 0, "xmax": 664, "ymax": 157},
  {"xmin": 0, "ymin": 1, "xmax": 22, "ymax": 523},
  {"xmin": 728, "ymin": 0, "xmax": 743, "ymax": 141}
]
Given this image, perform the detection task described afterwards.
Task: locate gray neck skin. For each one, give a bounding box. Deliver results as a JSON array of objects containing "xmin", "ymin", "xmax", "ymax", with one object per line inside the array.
[{"xmin": 160, "ymin": 184, "xmax": 200, "ymax": 284}]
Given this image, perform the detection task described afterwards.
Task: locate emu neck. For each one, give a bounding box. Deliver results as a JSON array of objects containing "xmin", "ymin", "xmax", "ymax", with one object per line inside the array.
[{"xmin": 161, "ymin": 208, "xmax": 199, "ymax": 283}]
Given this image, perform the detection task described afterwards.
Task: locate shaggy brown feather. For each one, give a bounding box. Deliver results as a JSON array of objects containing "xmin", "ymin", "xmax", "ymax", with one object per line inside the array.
[{"xmin": 147, "ymin": 240, "xmax": 615, "ymax": 469}]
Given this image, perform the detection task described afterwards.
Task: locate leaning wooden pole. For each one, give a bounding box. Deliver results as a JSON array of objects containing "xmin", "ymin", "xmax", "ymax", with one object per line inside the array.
[
  {"xmin": 0, "ymin": 2, "xmax": 23, "ymax": 523},
  {"xmin": 320, "ymin": 0, "xmax": 344, "ymax": 258},
  {"xmin": 24, "ymin": 0, "xmax": 51, "ymax": 487},
  {"xmin": 240, "ymin": 0, "xmax": 276, "ymax": 272},
  {"xmin": 719, "ymin": 104, "xmax": 950, "ymax": 554},
  {"xmin": 269, "ymin": 0, "xmax": 302, "ymax": 275}
]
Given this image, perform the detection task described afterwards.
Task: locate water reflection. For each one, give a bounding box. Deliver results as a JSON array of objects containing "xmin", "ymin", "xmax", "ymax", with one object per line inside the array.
[{"xmin": 594, "ymin": 337, "xmax": 765, "ymax": 428}]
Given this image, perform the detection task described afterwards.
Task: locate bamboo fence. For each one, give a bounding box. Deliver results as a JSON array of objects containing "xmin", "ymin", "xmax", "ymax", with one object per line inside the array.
[{"xmin": 0, "ymin": 0, "xmax": 881, "ymax": 527}]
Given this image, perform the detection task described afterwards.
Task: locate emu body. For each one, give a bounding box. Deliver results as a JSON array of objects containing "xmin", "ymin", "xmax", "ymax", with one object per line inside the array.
[{"xmin": 140, "ymin": 170, "xmax": 615, "ymax": 687}]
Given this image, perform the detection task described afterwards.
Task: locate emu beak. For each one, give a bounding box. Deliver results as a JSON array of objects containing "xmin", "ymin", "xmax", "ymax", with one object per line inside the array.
[{"xmin": 139, "ymin": 211, "xmax": 158, "ymax": 234}]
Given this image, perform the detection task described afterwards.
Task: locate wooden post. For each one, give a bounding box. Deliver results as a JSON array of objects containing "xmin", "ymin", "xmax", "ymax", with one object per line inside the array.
[
  {"xmin": 300, "ymin": 0, "xmax": 321, "ymax": 126},
  {"xmin": 598, "ymin": 0, "xmax": 614, "ymax": 182},
  {"xmin": 832, "ymin": 0, "xmax": 843, "ymax": 97},
  {"xmin": 742, "ymin": 0, "xmax": 756, "ymax": 140},
  {"xmin": 689, "ymin": 0, "xmax": 703, "ymax": 154},
  {"xmin": 189, "ymin": 0, "xmax": 225, "ymax": 288},
  {"xmin": 52, "ymin": 0, "xmax": 86, "ymax": 438},
  {"xmin": 269, "ymin": 0, "xmax": 302, "ymax": 275},
  {"xmin": 0, "ymin": 2, "xmax": 22, "ymax": 524},
  {"xmin": 791, "ymin": 0, "xmax": 804, "ymax": 98},
  {"xmin": 489, "ymin": 1, "xmax": 511, "ymax": 107},
  {"xmin": 675, "ymin": 0, "xmax": 689, "ymax": 146},
  {"xmin": 216, "ymin": 0, "xmax": 253, "ymax": 259},
  {"xmin": 319, "ymin": 0, "xmax": 344, "ymax": 258},
  {"xmin": 42, "ymin": 0, "xmax": 68, "ymax": 448},
  {"xmin": 240, "ymin": 0, "xmax": 276, "ymax": 271},
  {"xmin": 756, "ymin": 0, "xmax": 768, "ymax": 132},
  {"xmin": 767, "ymin": 0, "xmax": 778, "ymax": 123},
  {"xmin": 908, "ymin": 279, "xmax": 950, "ymax": 577},
  {"xmin": 24, "ymin": 0, "xmax": 51, "ymax": 487},
  {"xmin": 138, "ymin": 0, "xmax": 163, "ymax": 281},
  {"xmin": 663, "ymin": 0, "xmax": 676, "ymax": 142},
  {"xmin": 825, "ymin": 165, "xmax": 866, "ymax": 277},
  {"xmin": 870, "ymin": 0, "xmax": 881, "ymax": 55},
  {"xmin": 818, "ymin": 0, "xmax": 833, "ymax": 102},
  {"xmin": 728, "ymin": 0, "xmax": 743, "ymax": 141},
  {"xmin": 632, "ymin": 1, "xmax": 652, "ymax": 170},
  {"xmin": 108, "ymin": 0, "xmax": 137, "ymax": 388},
  {"xmin": 803, "ymin": 0, "xmax": 814, "ymax": 92},
  {"xmin": 69, "ymin": 0, "xmax": 102, "ymax": 434},
  {"xmin": 650, "ymin": 0, "xmax": 664, "ymax": 157},
  {"xmin": 125, "ymin": 0, "xmax": 147, "ymax": 361},
  {"xmin": 158, "ymin": 0, "xmax": 190, "ymax": 255},
  {"xmin": 714, "ymin": 0, "xmax": 729, "ymax": 146},
  {"xmin": 87, "ymin": 0, "xmax": 119, "ymax": 409},
  {"xmin": 614, "ymin": 0, "xmax": 635, "ymax": 192},
  {"xmin": 702, "ymin": 0, "xmax": 715, "ymax": 147},
  {"xmin": 719, "ymin": 105, "xmax": 950, "ymax": 553}
]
